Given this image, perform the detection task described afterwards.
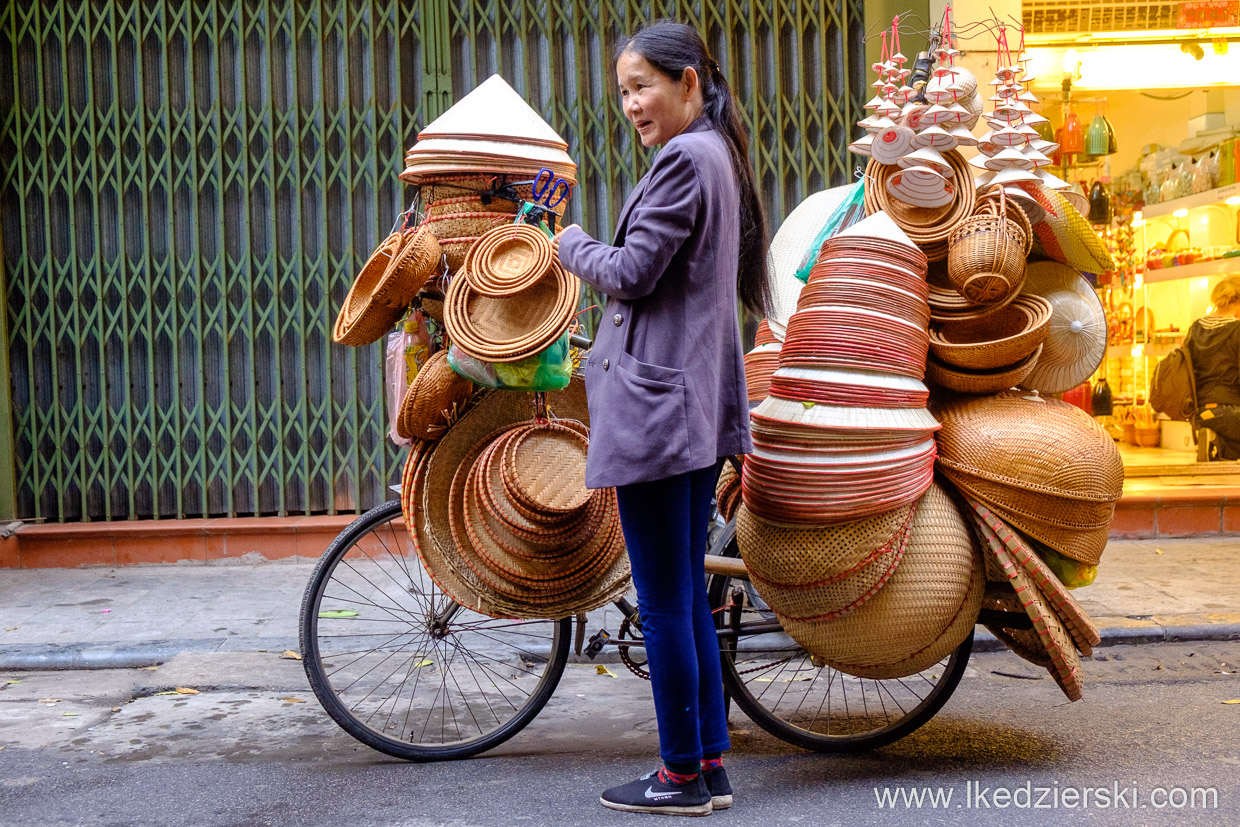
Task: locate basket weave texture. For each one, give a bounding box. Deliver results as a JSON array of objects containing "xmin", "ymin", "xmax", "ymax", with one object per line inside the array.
[
  {"xmin": 933, "ymin": 391, "xmax": 1123, "ymax": 565},
  {"xmin": 402, "ymin": 381, "xmax": 630, "ymax": 619},
  {"xmin": 925, "ymin": 344, "xmax": 1042, "ymax": 395},
  {"xmin": 776, "ymin": 483, "xmax": 983, "ymax": 679},
  {"xmin": 945, "ymin": 186, "xmax": 1033, "ymax": 307},
  {"xmin": 397, "ymin": 350, "xmax": 475, "ymax": 441},
  {"xmin": 929, "ymin": 295, "xmax": 1052, "ymax": 370},
  {"xmin": 864, "ymin": 151, "xmax": 977, "ymax": 249},
  {"xmin": 737, "ymin": 503, "xmax": 914, "ymax": 621},
  {"xmin": 333, "ymin": 232, "xmax": 407, "ymax": 347}
]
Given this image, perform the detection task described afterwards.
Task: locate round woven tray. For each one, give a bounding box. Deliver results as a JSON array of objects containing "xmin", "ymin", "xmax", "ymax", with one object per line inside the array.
[
  {"xmin": 777, "ymin": 483, "xmax": 984, "ymax": 679},
  {"xmin": 925, "ymin": 344, "xmax": 1042, "ymax": 395},
  {"xmin": 444, "ymin": 262, "xmax": 579, "ymax": 363},
  {"xmin": 501, "ymin": 421, "xmax": 592, "ymax": 515},
  {"xmin": 468, "ymin": 224, "xmax": 555, "ymax": 297},
  {"xmin": 929, "ymin": 295, "xmax": 1053, "ymax": 370},
  {"xmin": 737, "ymin": 503, "xmax": 914, "ymax": 621},
  {"xmin": 397, "ymin": 349, "xmax": 475, "ymax": 441},
  {"xmin": 333, "ymin": 232, "xmax": 408, "ymax": 347},
  {"xmin": 405, "ymin": 382, "xmax": 630, "ymax": 619}
]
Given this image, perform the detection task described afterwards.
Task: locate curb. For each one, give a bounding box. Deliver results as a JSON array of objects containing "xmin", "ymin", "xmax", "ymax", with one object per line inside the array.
[{"xmin": 5, "ymin": 622, "xmax": 1240, "ymax": 672}]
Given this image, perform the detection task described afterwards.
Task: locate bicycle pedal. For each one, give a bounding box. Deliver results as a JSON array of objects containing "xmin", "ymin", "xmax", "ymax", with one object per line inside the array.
[{"xmin": 584, "ymin": 629, "xmax": 610, "ymax": 659}]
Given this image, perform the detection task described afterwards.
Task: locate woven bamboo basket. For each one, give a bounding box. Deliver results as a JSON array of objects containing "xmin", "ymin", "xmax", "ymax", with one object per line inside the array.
[
  {"xmin": 946, "ymin": 187, "xmax": 1030, "ymax": 306},
  {"xmin": 437, "ymin": 237, "xmax": 479, "ymax": 273},
  {"xmin": 374, "ymin": 227, "xmax": 442, "ymax": 310},
  {"xmin": 333, "ymin": 232, "xmax": 408, "ymax": 347},
  {"xmin": 932, "ymin": 391, "xmax": 1123, "ymax": 564},
  {"xmin": 925, "ymin": 344, "xmax": 1042, "ymax": 395},
  {"xmin": 396, "ymin": 350, "xmax": 475, "ymax": 441},
  {"xmin": 929, "ymin": 295, "xmax": 1053, "ymax": 370},
  {"xmin": 776, "ymin": 483, "xmax": 984, "ymax": 679},
  {"xmin": 424, "ymin": 212, "xmax": 516, "ymax": 249}
]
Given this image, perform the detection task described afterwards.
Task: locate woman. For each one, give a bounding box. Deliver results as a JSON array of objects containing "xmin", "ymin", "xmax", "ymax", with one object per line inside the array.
[
  {"xmin": 556, "ymin": 21, "xmax": 769, "ymax": 817},
  {"xmin": 1187, "ymin": 274, "xmax": 1240, "ymax": 459}
]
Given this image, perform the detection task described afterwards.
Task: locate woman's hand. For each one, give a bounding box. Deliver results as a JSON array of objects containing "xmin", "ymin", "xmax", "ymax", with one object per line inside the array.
[{"xmin": 552, "ymin": 223, "xmax": 581, "ymax": 260}]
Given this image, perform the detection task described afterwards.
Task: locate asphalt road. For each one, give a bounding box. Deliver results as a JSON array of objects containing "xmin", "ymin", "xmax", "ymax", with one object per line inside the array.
[{"xmin": 1, "ymin": 641, "xmax": 1238, "ymax": 826}]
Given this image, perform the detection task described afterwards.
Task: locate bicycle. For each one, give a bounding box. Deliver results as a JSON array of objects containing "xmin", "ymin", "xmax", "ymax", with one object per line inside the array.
[{"xmin": 299, "ymin": 487, "xmax": 1013, "ymax": 761}]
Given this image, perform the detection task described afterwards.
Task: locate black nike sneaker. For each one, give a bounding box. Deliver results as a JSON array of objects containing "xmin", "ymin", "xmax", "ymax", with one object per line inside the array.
[
  {"xmin": 703, "ymin": 765, "xmax": 733, "ymax": 810},
  {"xmin": 600, "ymin": 767, "xmax": 713, "ymax": 816}
]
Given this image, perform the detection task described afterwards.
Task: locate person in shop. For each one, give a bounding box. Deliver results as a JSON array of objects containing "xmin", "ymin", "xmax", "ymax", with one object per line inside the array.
[
  {"xmin": 1187, "ymin": 274, "xmax": 1240, "ymax": 460},
  {"xmin": 554, "ymin": 20, "xmax": 769, "ymax": 817}
]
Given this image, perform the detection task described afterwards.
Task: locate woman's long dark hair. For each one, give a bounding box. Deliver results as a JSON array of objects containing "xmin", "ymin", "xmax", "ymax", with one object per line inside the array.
[{"xmin": 616, "ymin": 22, "xmax": 771, "ymax": 317}]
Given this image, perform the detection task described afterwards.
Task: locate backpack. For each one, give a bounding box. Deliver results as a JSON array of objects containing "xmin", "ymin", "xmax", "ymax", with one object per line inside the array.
[{"xmin": 1148, "ymin": 344, "xmax": 1198, "ymax": 421}]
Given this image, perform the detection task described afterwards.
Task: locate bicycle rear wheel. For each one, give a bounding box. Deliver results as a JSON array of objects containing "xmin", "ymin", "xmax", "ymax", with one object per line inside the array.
[
  {"xmin": 710, "ymin": 526, "xmax": 972, "ymax": 753},
  {"xmin": 299, "ymin": 500, "xmax": 571, "ymax": 761}
]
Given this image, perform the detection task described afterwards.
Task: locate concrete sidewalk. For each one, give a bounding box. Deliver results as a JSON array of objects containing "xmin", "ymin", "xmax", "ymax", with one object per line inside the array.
[{"xmin": 1, "ymin": 537, "xmax": 1238, "ymax": 670}]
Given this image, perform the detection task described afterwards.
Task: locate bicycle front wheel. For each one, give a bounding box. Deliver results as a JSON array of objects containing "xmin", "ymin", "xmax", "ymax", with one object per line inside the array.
[
  {"xmin": 710, "ymin": 527, "xmax": 972, "ymax": 753},
  {"xmin": 299, "ymin": 500, "xmax": 571, "ymax": 761}
]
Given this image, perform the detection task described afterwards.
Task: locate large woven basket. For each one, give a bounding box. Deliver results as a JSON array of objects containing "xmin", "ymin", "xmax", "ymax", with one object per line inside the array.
[
  {"xmin": 933, "ymin": 390, "xmax": 1123, "ymax": 564},
  {"xmin": 374, "ymin": 226, "xmax": 443, "ymax": 310},
  {"xmin": 925, "ymin": 344, "xmax": 1042, "ymax": 395},
  {"xmin": 929, "ymin": 295, "xmax": 1053, "ymax": 370},
  {"xmin": 946, "ymin": 187, "xmax": 1031, "ymax": 306},
  {"xmin": 736, "ymin": 504, "xmax": 915, "ymax": 621},
  {"xmin": 777, "ymin": 483, "xmax": 984, "ymax": 679}
]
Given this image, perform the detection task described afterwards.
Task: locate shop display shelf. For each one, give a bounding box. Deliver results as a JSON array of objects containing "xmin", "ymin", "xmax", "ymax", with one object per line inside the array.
[
  {"xmin": 1140, "ymin": 256, "xmax": 1240, "ymax": 284},
  {"xmin": 1141, "ymin": 182, "xmax": 1240, "ymax": 220}
]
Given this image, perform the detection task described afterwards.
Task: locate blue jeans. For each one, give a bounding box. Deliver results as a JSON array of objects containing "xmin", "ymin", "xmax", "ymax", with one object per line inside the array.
[{"xmin": 615, "ymin": 461, "xmax": 730, "ymax": 769}]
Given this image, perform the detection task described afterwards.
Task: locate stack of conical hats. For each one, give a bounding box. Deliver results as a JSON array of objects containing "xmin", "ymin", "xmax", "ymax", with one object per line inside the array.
[
  {"xmin": 743, "ymin": 210, "xmax": 940, "ymax": 528},
  {"xmin": 401, "ymin": 75, "xmax": 577, "ymax": 186}
]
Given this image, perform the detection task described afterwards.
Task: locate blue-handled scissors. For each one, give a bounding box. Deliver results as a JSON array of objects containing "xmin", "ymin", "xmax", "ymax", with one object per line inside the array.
[{"xmin": 532, "ymin": 167, "xmax": 570, "ymax": 210}]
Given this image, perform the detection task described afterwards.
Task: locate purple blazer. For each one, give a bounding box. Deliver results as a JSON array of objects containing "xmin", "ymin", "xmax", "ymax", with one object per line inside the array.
[{"xmin": 559, "ymin": 117, "xmax": 753, "ymax": 489}]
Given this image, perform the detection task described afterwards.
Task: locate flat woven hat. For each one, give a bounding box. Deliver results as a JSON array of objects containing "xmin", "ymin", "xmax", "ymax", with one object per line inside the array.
[
  {"xmin": 1017, "ymin": 261, "xmax": 1107, "ymax": 394},
  {"xmin": 777, "ymin": 483, "xmax": 984, "ymax": 679}
]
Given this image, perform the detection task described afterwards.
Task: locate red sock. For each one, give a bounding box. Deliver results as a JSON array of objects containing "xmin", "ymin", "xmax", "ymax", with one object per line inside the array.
[
  {"xmin": 658, "ymin": 766, "xmax": 699, "ymax": 785},
  {"xmin": 701, "ymin": 757, "xmax": 724, "ymax": 772}
]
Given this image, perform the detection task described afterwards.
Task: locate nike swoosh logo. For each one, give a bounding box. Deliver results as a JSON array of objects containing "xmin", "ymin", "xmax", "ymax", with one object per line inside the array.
[{"xmin": 645, "ymin": 786, "xmax": 682, "ymax": 799}]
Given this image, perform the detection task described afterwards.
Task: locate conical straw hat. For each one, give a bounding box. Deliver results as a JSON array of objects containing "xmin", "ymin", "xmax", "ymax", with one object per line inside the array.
[
  {"xmin": 417, "ymin": 74, "xmax": 568, "ymax": 150},
  {"xmin": 765, "ymin": 186, "xmax": 854, "ymax": 327},
  {"xmin": 834, "ymin": 209, "xmax": 918, "ymax": 249},
  {"xmin": 1018, "ymin": 262, "xmax": 1107, "ymax": 394}
]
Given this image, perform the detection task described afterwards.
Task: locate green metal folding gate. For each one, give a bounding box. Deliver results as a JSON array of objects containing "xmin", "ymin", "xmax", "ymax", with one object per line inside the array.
[{"xmin": 0, "ymin": 0, "xmax": 864, "ymax": 523}]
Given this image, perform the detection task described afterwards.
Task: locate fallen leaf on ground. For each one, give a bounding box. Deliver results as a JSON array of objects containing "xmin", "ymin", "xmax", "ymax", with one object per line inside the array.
[
  {"xmin": 1155, "ymin": 548, "xmax": 1165, "ymax": 555},
  {"xmin": 596, "ymin": 665, "xmax": 617, "ymax": 678},
  {"xmin": 4, "ymin": 627, "xmax": 17, "ymax": 632},
  {"xmin": 38, "ymin": 698, "xmax": 60, "ymax": 704},
  {"xmin": 63, "ymin": 713, "xmax": 79, "ymax": 717},
  {"xmin": 414, "ymin": 659, "xmax": 434, "ymax": 668},
  {"xmin": 278, "ymin": 697, "xmax": 306, "ymax": 704},
  {"xmin": 280, "ymin": 650, "xmax": 302, "ymax": 660},
  {"xmin": 4, "ymin": 679, "xmax": 22, "ymax": 685},
  {"xmin": 142, "ymin": 666, "xmax": 158, "ymax": 671},
  {"xmin": 174, "ymin": 687, "xmax": 199, "ymax": 695},
  {"xmin": 1224, "ymin": 699, "xmax": 1240, "ymax": 704},
  {"xmin": 754, "ymin": 678, "xmax": 774, "ymax": 683},
  {"xmin": 318, "ymin": 610, "xmax": 359, "ymax": 619},
  {"xmin": 111, "ymin": 707, "xmax": 121, "ymax": 712},
  {"xmin": 153, "ymin": 691, "xmax": 179, "ymax": 696}
]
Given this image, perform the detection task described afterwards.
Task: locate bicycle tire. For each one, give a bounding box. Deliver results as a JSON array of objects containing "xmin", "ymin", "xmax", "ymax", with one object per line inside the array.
[
  {"xmin": 710, "ymin": 525, "xmax": 972, "ymax": 753},
  {"xmin": 299, "ymin": 500, "xmax": 572, "ymax": 761}
]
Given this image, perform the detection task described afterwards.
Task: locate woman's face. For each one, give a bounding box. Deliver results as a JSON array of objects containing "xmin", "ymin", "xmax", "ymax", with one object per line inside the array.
[{"xmin": 616, "ymin": 50, "xmax": 702, "ymax": 147}]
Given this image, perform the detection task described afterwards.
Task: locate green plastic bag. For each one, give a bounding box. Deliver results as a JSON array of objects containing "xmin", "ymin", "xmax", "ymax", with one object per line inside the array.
[
  {"xmin": 793, "ymin": 182, "xmax": 867, "ymax": 284},
  {"xmin": 446, "ymin": 331, "xmax": 572, "ymax": 392}
]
